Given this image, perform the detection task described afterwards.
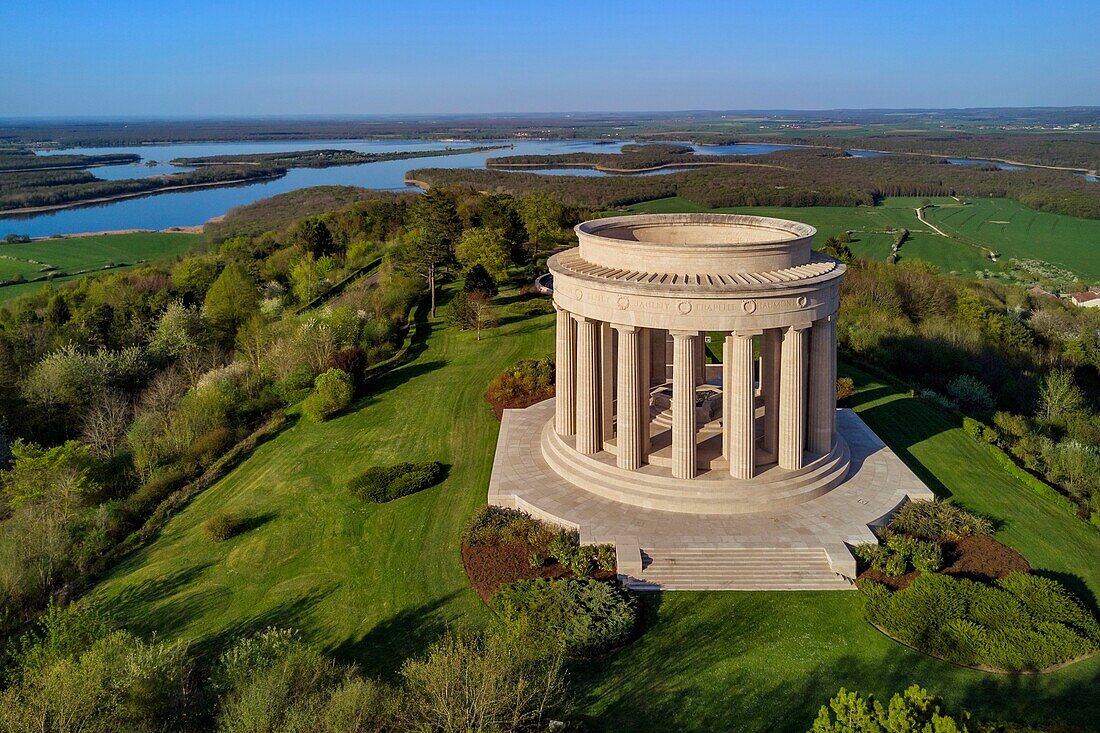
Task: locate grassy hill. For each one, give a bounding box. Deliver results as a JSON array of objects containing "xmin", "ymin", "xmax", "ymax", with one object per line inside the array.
[
  {"xmin": 626, "ymin": 196, "xmax": 1099, "ymax": 283},
  {"xmin": 925, "ymin": 197, "xmax": 1100, "ymax": 282},
  {"xmin": 0, "ymin": 231, "xmax": 201, "ymax": 302},
  {"xmin": 90, "ymin": 286, "xmax": 554, "ymax": 676},
  {"xmin": 87, "ymin": 281, "xmax": 1100, "ymax": 730}
]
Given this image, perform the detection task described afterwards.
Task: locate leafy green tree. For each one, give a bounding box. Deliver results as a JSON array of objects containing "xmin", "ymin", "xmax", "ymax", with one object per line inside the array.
[
  {"xmin": 463, "ymin": 264, "xmax": 499, "ymax": 298},
  {"xmin": 302, "ymin": 368, "xmax": 353, "ymax": 421},
  {"xmin": 404, "ymin": 189, "xmax": 462, "ymax": 317},
  {"xmin": 149, "ymin": 300, "xmax": 208, "ymax": 359},
  {"xmin": 1037, "ymin": 370, "xmax": 1086, "ymax": 426},
  {"xmin": 477, "ymin": 193, "xmax": 528, "ymax": 264},
  {"xmin": 293, "ymin": 215, "xmax": 336, "ymax": 257},
  {"xmin": 456, "ymin": 226, "xmax": 511, "ymax": 282},
  {"xmin": 203, "ymin": 262, "xmax": 259, "ymax": 342},
  {"xmin": 812, "ymin": 685, "xmax": 970, "ymax": 732},
  {"xmin": 518, "ymin": 192, "xmax": 563, "ymax": 255},
  {"xmin": 171, "ymin": 254, "xmax": 220, "ymax": 297}
]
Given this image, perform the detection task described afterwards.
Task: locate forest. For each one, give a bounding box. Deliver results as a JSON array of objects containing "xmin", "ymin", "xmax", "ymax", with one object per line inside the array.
[
  {"xmin": 170, "ymin": 145, "xmax": 506, "ymax": 168},
  {"xmin": 414, "ymin": 145, "xmax": 1100, "ymax": 218}
]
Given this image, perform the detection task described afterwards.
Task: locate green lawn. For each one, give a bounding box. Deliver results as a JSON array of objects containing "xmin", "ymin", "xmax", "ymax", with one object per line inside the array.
[
  {"xmin": 573, "ymin": 363, "xmax": 1100, "ymax": 732},
  {"xmin": 0, "ymin": 232, "xmax": 200, "ymax": 302},
  {"xmin": 90, "ymin": 286, "xmax": 555, "ymax": 675},
  {"xmin": 88, "ymin": 286, "xmax": 1100, "ymax": 729},
  {"xmin": 925, "ymin": 197, "xmax": 1100, "ymax": 281}
]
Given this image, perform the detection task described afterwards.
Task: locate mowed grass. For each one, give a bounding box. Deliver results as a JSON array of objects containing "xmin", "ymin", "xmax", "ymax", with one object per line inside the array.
[
  {"xmin": 88, "ymin": 284, "xmax": 1100, "ymax": 729},
  {"xmin": 626, "ymin": 196, "xmax": 993, "ymax": 275},
  {"xmin": 90, "ymin": 286, "xmax": 556, "ymax": 676},
  {"xmin": 925, "ymin": 197, "xmax": 1100, "ymax": 281},
  {"xmin": 573, "ymin": 363, "xmax": 1100, "ymax": 732},
  {"xmin": 0, "ymin": 232, "xmax": 200, "ymax": 302}
]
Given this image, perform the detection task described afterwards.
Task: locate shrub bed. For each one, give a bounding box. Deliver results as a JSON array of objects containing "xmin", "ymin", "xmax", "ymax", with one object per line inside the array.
[
  {"xmin": 484, "ymin": 357, "xmax": 554, "ymax": 419},
  {"xmin": 860, "ymin": 571, "xmax": 1100, "ymax": 671},
  {"xmin": 347, "ymin": 461, "xmax": 446, "ymax": 504},
  {"xmin": 462, "ymin": 506, "xmax": 617, "ymax": 601},
  {"xmin": 889, "ymin": 499, "xmax": 994, "ymax": 540},
  {"xmin": 490, "ymin": 578, "xmax": 637, "ymax": 658}
]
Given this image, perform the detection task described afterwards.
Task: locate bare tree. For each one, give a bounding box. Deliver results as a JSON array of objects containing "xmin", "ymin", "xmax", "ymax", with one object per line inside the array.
[
  {"xmin": 81, "ymin": 391, "xmax": 132, "ymax": 458},
  {"xmin": 467, "ymin": 292, "xmax": 499, "ymax": 341}
]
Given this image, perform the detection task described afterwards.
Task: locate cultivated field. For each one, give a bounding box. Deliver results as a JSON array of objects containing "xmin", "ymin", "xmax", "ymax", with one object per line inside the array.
[
  {"xmin": 0, "ymin": 231, "xmax": 201, "ymax": 302},
  {"xmin": 89, "ymin": 283, "xmax": 1100, "ymax": 731},
  {"xmin": 924, "ymin": 197, "xmax": 1100, "ymax": 282}
]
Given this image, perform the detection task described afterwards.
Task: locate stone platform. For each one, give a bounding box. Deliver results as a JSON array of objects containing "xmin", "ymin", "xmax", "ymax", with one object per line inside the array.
[{"xmin": 488, "ymin": 398, "xmax": 934, "ymax": 590}]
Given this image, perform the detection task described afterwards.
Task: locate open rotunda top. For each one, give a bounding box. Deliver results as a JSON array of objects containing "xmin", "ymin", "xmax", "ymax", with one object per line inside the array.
[{"xmin": 575, "ymin": 213, "xmax": 818, "ymax": 276}]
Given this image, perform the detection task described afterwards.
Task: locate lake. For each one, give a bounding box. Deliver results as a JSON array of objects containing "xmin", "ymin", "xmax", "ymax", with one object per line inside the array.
[{"xmin": 2, "ymin": 139, "xmax": 798, "ymax": 237}]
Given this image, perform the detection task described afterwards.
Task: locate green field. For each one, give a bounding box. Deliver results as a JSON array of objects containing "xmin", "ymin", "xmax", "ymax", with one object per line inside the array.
[
  {"xmin": 627, "ymin": 196, "xmax": 1100, "ymax": 283},
  {"xmin": 925, "ymin": 197, "xmax": 1100, "ymax": 281},
  {"xmin": 626, "ymin": 196, "xmax": 994, "ymax": 275},
  {"xmin": 0, "ymin": 232, "xmax": 200, "ymax": 302},
  {"xmin": 88, "ymin": 281, "xmax": 1100, "ymax": 730}
]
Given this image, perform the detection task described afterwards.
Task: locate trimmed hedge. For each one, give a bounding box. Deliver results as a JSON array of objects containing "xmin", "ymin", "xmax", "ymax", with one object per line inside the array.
[
  {"xmin": 860, "ymin": 571, "xmax": 1100, "ymax": 671},
  {"xmin": 347, "ymin": 461, "xmax": 446, "ymax": 504},
  {"xmin": 490, "ymin": 578, "xmax": 637, "ymax": 658}
]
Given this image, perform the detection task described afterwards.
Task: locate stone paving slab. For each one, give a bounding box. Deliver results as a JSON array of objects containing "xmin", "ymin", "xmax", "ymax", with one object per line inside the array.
[{"xmin": 488, "ymin": 398, "xmax": 934, "ymax": 583}]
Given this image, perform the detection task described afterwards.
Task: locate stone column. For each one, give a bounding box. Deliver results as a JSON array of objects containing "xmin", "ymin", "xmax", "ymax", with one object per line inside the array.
[
  {"xmin": 778, "ymin": 324, "xmax": 810, "ymax": 470},
  {"xmin": 724, "ymin": 332, "xmax": 757, "ymax": 479},
  {"xmin": 600, "ymin": 321, "xmax": 615, "ymax": 442},
  {"xmin": 808, "ymin": 315, "xmax": 837, "ymax": 455},
  {"xmin": 761, "ymin": 328, "xmax": 782, "ymax": 457},
  {"xmin": 554, "ymin": 306, "xmax": 576, "ymax": 436},
  {"xmin": 694, "ymin": 331, "xmax": 707, "ymax": 384},
  {"xmin": 649, "ymin": 329, "xmax": 668, "ymax": 386},
  {"xmin": 574, "ymin": 315, "xmax": 601, "ymax": 454},
  {"xmin": 614, "ymin": 325, "xmax": 643, "ymax": 470},
  {"xmin": 639, "ymin": 328, "xmax": 652, "ymax": 458},
  {"xmin": 671, "ymin": 330, "xmax": 699, "ymax": 479}
]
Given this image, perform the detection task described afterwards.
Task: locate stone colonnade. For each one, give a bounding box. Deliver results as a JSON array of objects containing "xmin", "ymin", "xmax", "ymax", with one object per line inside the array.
[{"xmin": 554, "ymin": 305, "xmax": 837, "ymax": 479}]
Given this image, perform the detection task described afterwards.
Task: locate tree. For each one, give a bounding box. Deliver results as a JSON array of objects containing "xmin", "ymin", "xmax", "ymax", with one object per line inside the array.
[
  {"xmin": 812, "ymin": 685, "xmax": 970, "ymax": 732},
  {"xmin": 463, "ymin": 264, "xmax": 499, "ymax": 298},
  {"xmin": 202, "ymin": 262, "xmax": 259, "ymax": 342},
  {"xmin": 80, "ymin": 391, "xmax": 132, "ymax": 458},
  {"xmin": 293, "ymin": 215, "xmax": 336, "ymax": 257},
  {"xmin": 448, "ymin": 291, "xmax": 498, "ymax": 341},
  {"xmin": 1037, "ymin": 370, "xmax": 1086, "ymax": 427},
  {"xmin": 518, "ymin": 192, "xmax": 563, "ymax": 255},
  {"xmin": 302, "ymin": 368, "xmax": 353, "ymax": 421},
  {"xmin": 456, "ymin": 226, "xmax": 511, "ymax": 282},
  {"xmin": 405, "ymin": 188, "xmax": 462, "ymax": 317},
  {"xmin": 477, "ymin": 193, "xmax": 528, "ymax": 265},
  {"xmin": 149, "ymin": 300, "xmax": 208, "ymax": 359}
]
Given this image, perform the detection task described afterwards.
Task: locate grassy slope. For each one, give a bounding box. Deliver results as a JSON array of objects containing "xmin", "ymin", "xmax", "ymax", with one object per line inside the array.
[
  {"xmin": 0, "ymin": 232, "xmax": 200, "ymax": 302},
  {"xmin": 573, "ymin": 363, "xmax": 1100, "ymax": 732},
  {"xmin": 91, "ymin": 287, "xmax": 555, "ymax": 676},
  {"xmin": 87, "ymin": 285, "xmax": 1100, "ymax": 729},
  {"xmin": 925, "ymin": 198, "xmax": 1100, "ymax": 281},
  {"xmin": 627, "ymin": 196, "xmax": 993, "ymax": 275}
]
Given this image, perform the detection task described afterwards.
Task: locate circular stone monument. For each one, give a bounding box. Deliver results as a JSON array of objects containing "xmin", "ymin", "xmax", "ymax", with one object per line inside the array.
[
  {"xmin": 546, "ymin": 213, "xmax": 848, "ymax": 514},
  {"xmin": 488, "ymin": 213, "xmax": 934, "ymax": 589}
]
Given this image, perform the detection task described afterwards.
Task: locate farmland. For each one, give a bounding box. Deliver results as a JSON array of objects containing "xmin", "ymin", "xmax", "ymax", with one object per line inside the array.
[{"xmin": 0, "ymin": 231, "xmax": 201, "ymax": 302}]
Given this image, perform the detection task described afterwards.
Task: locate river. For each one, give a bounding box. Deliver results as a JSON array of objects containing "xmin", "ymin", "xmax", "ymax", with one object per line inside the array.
[{"xmin": 6, "ymin": 138, "xmax": 1080, "ymax": 238}]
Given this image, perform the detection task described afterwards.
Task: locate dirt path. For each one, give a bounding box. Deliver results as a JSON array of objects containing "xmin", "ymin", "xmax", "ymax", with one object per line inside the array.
[{"xmin": 915, "ymin": 206, "xmax": 950, "ymax": 237}]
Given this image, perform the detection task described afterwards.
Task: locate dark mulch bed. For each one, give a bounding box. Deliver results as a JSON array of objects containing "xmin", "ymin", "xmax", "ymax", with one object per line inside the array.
[
  {"xmin": 857, "ymin": 534, "xmax": 1031, "ymax": 590},
  {"xmin": 858, "ymin": 567, "xmax": 920, "ymax": 590},
  {"xmin": 941, "ymin": 534, "xmax": 1031, "ymax": 581},
  {"xmin": 462, "ymin": 541, "xmax": 615, "ymax": 602},
  {"xmin": 485, "ymin": 388, "xmax": 554, "ymax": 420}
]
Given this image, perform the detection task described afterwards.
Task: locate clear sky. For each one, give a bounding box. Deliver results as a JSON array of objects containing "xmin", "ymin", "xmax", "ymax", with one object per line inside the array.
[{"xmin": 3, "ymin": 0, "xmax": 1098, "ymax": 117}]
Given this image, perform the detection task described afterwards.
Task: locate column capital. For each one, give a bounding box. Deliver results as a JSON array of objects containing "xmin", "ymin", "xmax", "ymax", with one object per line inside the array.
[
  {"xmin": 669, "ymin": 329, "xmax": 699, "ymax": 340},
  {"xmin": 571, "ymin": 313, "xmax": 596, "ymax": 325},
  {"xmin": 730, "ymin": 329, "xmax": 762, "ymax": 340},
  {"xmin": 786, "ymin": 322, "xmax": 814, "ymax": 333},
  {"xmin": 610, "ymin": 323, "xmax": 639, "ymax": 334}
]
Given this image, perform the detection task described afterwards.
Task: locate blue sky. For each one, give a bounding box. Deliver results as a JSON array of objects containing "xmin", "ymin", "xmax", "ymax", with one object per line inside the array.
[{"xmin": 2, "ymin": 0, "xmax": 1098, "ymax": 116}]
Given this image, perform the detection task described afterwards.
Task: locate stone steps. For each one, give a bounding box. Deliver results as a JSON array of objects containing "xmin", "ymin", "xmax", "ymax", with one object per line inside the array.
[{"xmin": 623, "ymin": 547, "xmax": 855, "ymax": 591}]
